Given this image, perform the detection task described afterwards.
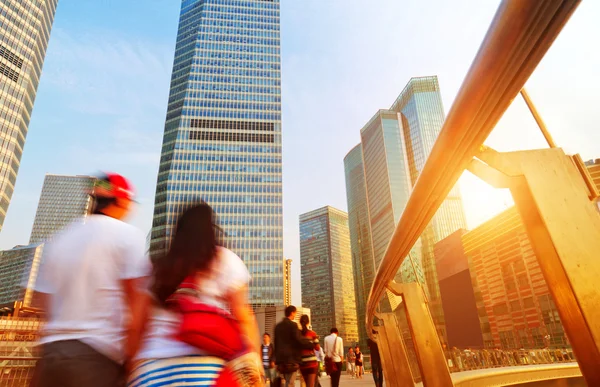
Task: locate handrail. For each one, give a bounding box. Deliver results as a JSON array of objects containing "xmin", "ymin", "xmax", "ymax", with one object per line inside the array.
[{"xmin": 366, "ymin": 0, "xmax": 581, "ymax": 337}]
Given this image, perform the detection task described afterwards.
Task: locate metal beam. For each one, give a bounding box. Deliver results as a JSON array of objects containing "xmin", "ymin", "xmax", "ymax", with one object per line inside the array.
[{"xmin": 366, "ymin": 0, "xmax": 581, "ymax": 337}]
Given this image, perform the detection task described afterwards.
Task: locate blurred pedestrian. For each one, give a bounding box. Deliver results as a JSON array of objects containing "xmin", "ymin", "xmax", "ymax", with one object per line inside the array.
[
  {"xmin": 130, "ymin": 203, "xmax": 262, "ymax": 386},
  {"xmin": 274, "ymin": 306, "xmax": 314, "ymax": 387},
  {"xmin": 324, "ymin": 328, "xmax": 344, "ymax": 387},
  {"xmin": 262, "ymin": 333, "xmax": 275, "ymax": 385},
  {"xmin": 368, "ymin": 337, "xmax": 383, "ymax": 387},
  {"xmin": 31, "ymin": 173, "xmax": 151, "ymax": 387},
  {"xmin": 347, "ymin": 347, "xmax": 356, "ymax": 377},
  {"xmin": 355, "ymin": 345, "xmax": 364, "ymax": 379},
  {"xmin": 299, "ymin": 315, "xmax": 319, "ymax": 387}
]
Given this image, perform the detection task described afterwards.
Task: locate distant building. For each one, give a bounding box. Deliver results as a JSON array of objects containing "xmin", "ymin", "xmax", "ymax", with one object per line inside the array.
[
  {"xmin": 0, "ymin": 0, "xmax": 59, "ymax": 231},
  {"xmin": 0, "ymin": 244, "xmax": 44, "ymax": 308},
  {"xmin": 299, "ymin": 206, "xmax": 358, "ymax": 345},
  {"xmin": 343, "ymin": 144, "xmax": 375, "ymax": 352},
  {"xmin": 284, "ymin": 259, "xmax": 292, "ymax": 306},
  {"xmin": 29, "ymin": 174, "xmax": 96, "ymax": 244},
  {"xmin": 462, "ymin": 207, "xmax": 568, "ymax": 349},
  {"xmin": 434, "ymin": 230, "xmax": 488, "ymax": 349},
  {"xmin": 255, "ymin": 305, "xmax": 310, "ymax": 343}
]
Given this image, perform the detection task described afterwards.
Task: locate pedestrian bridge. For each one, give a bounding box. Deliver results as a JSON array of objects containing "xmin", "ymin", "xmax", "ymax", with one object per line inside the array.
[{"xmin": 366, "ymin": 0, "xmax": 598, "ymax": 385}]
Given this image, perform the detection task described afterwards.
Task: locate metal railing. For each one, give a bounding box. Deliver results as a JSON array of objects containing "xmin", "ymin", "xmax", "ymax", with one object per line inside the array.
[{"xmin": 364, "ymin": 0, "xmax": 599, "ymax": 386}]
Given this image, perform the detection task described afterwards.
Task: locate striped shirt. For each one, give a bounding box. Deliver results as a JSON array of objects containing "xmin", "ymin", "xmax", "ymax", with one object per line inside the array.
[{"xmin": 300, "ymin": 330, "xmax": 319, "ymax": 369}]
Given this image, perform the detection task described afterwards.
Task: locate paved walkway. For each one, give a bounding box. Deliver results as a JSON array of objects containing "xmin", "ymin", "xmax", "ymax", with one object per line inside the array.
[{"xmin": 297, "ymin": 374, "xmax": 377, "ymax": 386}]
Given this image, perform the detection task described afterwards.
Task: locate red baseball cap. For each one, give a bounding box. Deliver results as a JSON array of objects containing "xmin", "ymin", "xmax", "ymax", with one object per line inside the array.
[{"xmin": 92, "ymin": 172, "xmax": 136, "ymax": 201}]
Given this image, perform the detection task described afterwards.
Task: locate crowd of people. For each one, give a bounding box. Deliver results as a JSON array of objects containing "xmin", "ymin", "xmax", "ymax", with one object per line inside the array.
[{"xmin": 24, "ymin": 172, "xmax": 384, "ymax": 387}]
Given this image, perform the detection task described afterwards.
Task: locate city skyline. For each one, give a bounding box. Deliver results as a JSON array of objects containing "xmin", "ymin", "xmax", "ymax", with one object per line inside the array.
[{"xmin": 0, "ymin": 1, "xmax": 599, "ymax": 306}]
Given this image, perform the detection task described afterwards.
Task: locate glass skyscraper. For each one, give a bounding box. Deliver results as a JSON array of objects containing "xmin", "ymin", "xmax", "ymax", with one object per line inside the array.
[
  {"xmin": 344, "ymin": 143, "xmax": 375, "ymax": 351},
  {"xmin": 345, "ymin": 76, "xmax": 467, "ymax": 345},
  {"xmin": 29, "ymin": 174, "xmax": 96, "ymax": 244},
  {"xmin": 299, "ymin": 206, "xmax": 359, "ymax": 345},
  {"xmin": 0, "ymin": 0, "xmax": 58, "ymax": 230},
  {"xmin": 390, "ymin": 76, "xmax": 467, "ymax": 340},
  {"xmin": 151, "ymin": 0, "xmax": 283, "ymax": 306}
]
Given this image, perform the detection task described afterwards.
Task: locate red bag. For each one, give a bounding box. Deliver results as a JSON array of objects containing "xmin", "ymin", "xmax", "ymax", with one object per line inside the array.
[{"xmin": 167, "ymin": 275, "xmax": 247, "ymax": 361}]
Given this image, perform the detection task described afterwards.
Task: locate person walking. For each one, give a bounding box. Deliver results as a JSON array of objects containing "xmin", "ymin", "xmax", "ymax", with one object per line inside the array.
[
  {"xmin": 262, "ymin": 333, "xmax": 275, "ymax": 385},
  {"xmin": 324, "ymin": 328, "xmax": 344, "ymax": 387},
  {"xmin": 274, "ymin": 306, "xmax": 314, "ymax": 387},
  {"xmin": 354, "ymin": 345, "xmax": 364, "ymax": 379},
  {"xmin": 129, "ymin": 203, "xmax": 262, "ymax": 386},
  {"xmin": 299, "ymin": 315, "xmax": 319, "ymax": 387},
  {"xmin": 347, "ymin": 347, "xmax": 356, "ymax": 378},
  {"xmin": 315, "ymin": 345, "xmax": 325, "ymax": 387},
  {"xmin": 368, "ymin": 337, "xmax": 383, "ymax": 387},
  {"xmin": 30, "ymin": 173, "xmax": 151, "ymax": 387}
]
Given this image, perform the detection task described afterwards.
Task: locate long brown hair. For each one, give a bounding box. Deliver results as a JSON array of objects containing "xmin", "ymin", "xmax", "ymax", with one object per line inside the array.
[{"xmin": 151, "ymin": 203, "xmax": 220, "ymax": 305}]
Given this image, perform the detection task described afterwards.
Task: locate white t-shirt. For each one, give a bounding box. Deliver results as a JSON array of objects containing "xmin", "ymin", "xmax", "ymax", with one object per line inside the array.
[
  {"xmin": 324, "ymin": 334, "xmax": 344, "ymax": 362},
  {"xmin": 34, "ymin": 215, "xmax": 150, "ymax": 363},
  {"xmin": 135, "ymin": 246, "xmax": 250, "ymax": 360}
]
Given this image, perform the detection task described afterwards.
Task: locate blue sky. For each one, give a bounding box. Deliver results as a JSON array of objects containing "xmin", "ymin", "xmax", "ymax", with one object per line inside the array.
[{"xmin": 1, "ymin": 1, "xmax": 599, "ymax": 305}]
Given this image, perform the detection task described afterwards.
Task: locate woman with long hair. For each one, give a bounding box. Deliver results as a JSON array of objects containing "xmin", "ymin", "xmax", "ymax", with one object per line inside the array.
[
  {"xmin": 127, "ymin": 203, "xmax": 260, "ymax": 386},
  {"xmin": 299, "ymin": 314, "xmax": 319, "ymax": 387}
]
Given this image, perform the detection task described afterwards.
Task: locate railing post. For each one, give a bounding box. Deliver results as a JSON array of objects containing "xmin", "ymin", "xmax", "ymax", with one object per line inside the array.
[
  {"xmin": 474, "ymin": 147, "xmax": 600, "ymax": 385},
  {"xmin": 374, "ymin": 313, "xmax": 414, "ymax": 386},
  {"xmin": 389, "ymin": 282, "xmax": 453, "ymax": 387}
]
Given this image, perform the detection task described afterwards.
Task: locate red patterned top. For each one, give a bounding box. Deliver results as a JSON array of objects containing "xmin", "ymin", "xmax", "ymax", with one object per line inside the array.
[{"xmin": 300, "ymin": 329, "xmax": 320, "ymax": 369}]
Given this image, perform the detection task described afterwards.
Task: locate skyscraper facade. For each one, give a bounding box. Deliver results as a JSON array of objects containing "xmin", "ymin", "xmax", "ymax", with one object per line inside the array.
[
  {"xmin": 29, "ymin": 174, "xmax": 95, "ymax": 244},
  {"xmin": 283, "ymin": 258, "xmax": 291, "ymax": 306},
  {"xmin": 344, "ymin": 76, "xmax": 467, "ymax": 343},
  {"xmin": 0, "ymin": 0, "xmax": 59, "ymax": 230},
  {"xmin": 0, "ymin": 244, "xmax": 44, "ymax": 307},
  {"xmin": 299, "ymin": 206, "xmax": 358, "ymax": 344},
  {"xmin": 462, "ymin": 207, "xmax": 568, "ymax": 349},
  {"xmin": 344, "ymin": 143, "xmax": 375, "ymax": 351},
  {"xmin": 390, "ymin": 76, "xmax": 467, "ymax": 339},
  {"xmin": 150, "ymin": 0, "xmax": 283, "ymax": 306}
]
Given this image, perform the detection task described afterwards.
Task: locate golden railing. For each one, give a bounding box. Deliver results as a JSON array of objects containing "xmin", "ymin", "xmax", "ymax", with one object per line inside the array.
[{"xmin": 365, "ymin": 0, "xmax": 600, "ymax": 385}]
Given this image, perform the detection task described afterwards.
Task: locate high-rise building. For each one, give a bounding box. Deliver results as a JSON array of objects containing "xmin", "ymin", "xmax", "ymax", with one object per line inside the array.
[
  {"xmin": 343, "ymin": 143, "xmax": 375, "ymax": 351},
  {"xmin": 299, "ymin": 206, "xmax": 358, "ymax": 345},
  {"xmin": 389, "ymin": 76, "xmax": 467, "ymax": 339},
  {"xmin": 0, "ymin": 244, "xmax": 44, "ymax": 307},
  {"xmin": 462, "ymin": 207, "xmax": 568, "ymax": 349},
  {"xmin": 344, "ymin": 76, "xmax": 467, "ymax": 343},
  {"xmin": 0, "ymin": 0, "xmax": 59, "ymax": 231},
  {"xmin": 29, "ymin": 174, "xmax": 95, "ymax": 244},
  {"xmin": 150, "ymin": 0, "xmax": 283, "ymax": 307},
  {"xmin": 283, "ymin": 258, "xmax": 292, "ymax": 306},
  {"xmin": 434, "ymin": 230, "xmax": 488, "ymax": 349}
]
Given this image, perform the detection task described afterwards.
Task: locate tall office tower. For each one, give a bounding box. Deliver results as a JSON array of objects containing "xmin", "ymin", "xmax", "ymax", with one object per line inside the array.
[
  {"xmin": 299, "ymin": 206, "xmax": 358, "ymax": 344},
  {"xmin": 150, "ymin": 1, "xmax": 283, "ymax": 306},
  {"xmin": 0, "ymin": 0, "xmax": 59, "ymax": 231},
  {"xmin": 0, "ymin": 244, "xmax": 44, "ymax": 307},
  {"xmin": 283, "ymin": 258, "xmax": 292, "ymax": 306},
  {"xmin": 29, "ymin": 174, "xmax": 95, "ymax": 244},
  {"xmin": 344, "ymin": 144, "xmax": 375, "ymax": 351},
  {"xmin": 389, "ymin": 76, "xmax": 467, "ymax": 339}
]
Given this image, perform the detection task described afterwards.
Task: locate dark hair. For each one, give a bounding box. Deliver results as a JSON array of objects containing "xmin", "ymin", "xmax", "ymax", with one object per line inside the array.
[
  {"xmin": 151, "ymin": 203, "xmax": 219, "ymax": 304},
  {"xmin": 92, "ymin": 196, "xmax": 117, "ymax": 214},
  {"xmin": 330, "ymin": 327, "xmax": 339, "ymax": 334},
  {"xmin": 285, "ymin": 305, "xmax": 297, "ymax": 317},
  {"xmin": 263, "ymin": 333, "xmax": 270, "ymax": 338},
  {"xmin": 300, "ymin": 314, "xmax": 310, "ymax": 335}
]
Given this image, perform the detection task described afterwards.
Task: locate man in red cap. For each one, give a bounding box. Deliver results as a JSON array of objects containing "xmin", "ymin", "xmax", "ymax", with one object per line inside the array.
[{"xmin": 31, "ymin": 173, "xmax": 151, "ymax": 387}]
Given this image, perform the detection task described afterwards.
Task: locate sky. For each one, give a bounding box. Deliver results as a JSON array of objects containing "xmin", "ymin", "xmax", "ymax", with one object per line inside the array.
[{"xmin": 1, "ymin": 0, "xmax": 599, "ymax": 306}]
